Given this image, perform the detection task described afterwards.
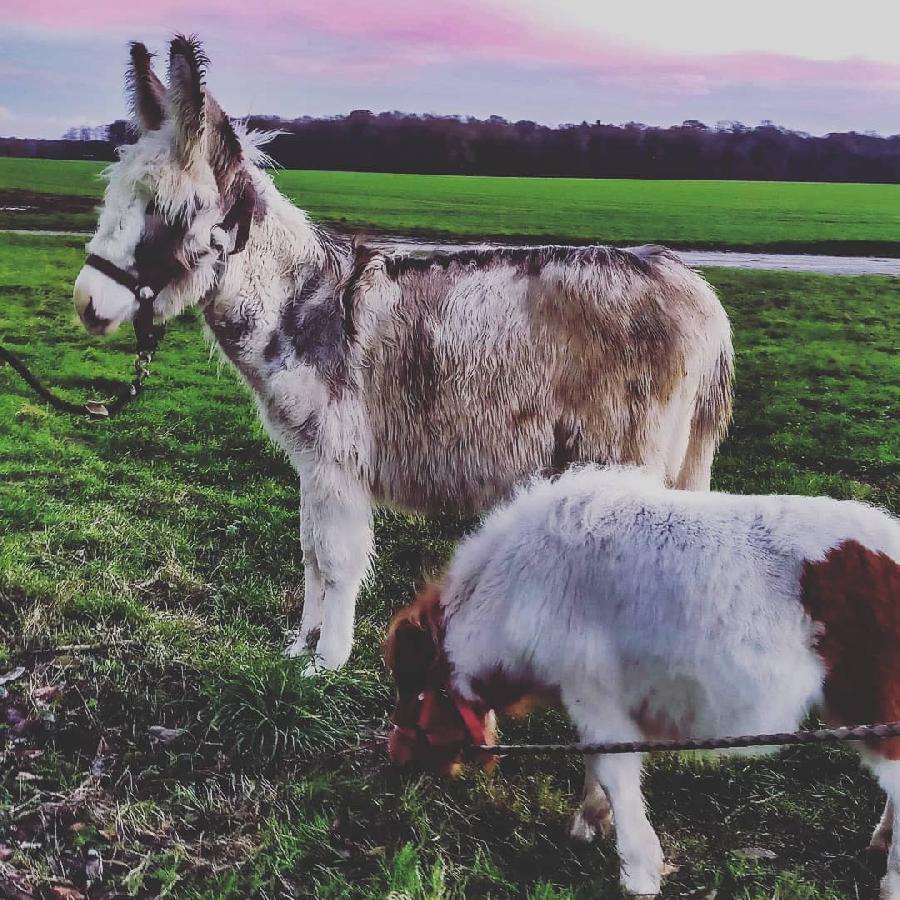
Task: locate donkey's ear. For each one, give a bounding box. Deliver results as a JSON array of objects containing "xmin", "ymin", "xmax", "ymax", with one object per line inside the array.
[
  {"xmin": 205, "ymin": 92, "xmax": 244, "ymax": 190},
  {"xmin": 127, "ymin": 43, "xmax": 165, "ymax": 133},
  {"xmin": 167, "ymin": 34, "xmax": 208, "ymax": 166}
]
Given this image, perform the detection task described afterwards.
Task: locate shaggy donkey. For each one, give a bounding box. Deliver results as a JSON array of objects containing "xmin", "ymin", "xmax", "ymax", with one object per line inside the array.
[
  {"xmin": 385, "ymin": 466, "xmax": 900, "ymax": 897},
  {"xmin": 72, "ymin": 37, "xmax": 734, "ymax": 671}
]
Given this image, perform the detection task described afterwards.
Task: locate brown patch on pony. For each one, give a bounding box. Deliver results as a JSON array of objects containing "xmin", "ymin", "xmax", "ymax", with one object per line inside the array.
[
  {"xmin": 279, "ymin": 281, "xmax": 350, "ymax": 398},
  {"xmin": 82, "ymin": 300, "xmax": 112, "ymax": 334},
  {"xmin": 632, "ymin": 697, "xmax": 690, "ymax": 741},
  {"xmin": 471, "ymin": 666, "xmax": 559, "ymax": 718},
  {"xmin": 384, "ymin": 583, "xmax": 445, "ymax": 687},
  {"xmin": 801, "ymin": 540, "xmax": 900, "ymax": 758}
]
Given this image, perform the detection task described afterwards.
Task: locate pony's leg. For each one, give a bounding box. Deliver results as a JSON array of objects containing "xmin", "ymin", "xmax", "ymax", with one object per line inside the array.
[
  {"xmin": 564, "ymin": 692, "xmax": 665, "ymax": 895},
  {"xmin": 868, "ymin": 758, "xmax": 900, "ymax": 899},
  {"xmin": 871, "ymin": 799, "xmax": 895, "ymax": 854},
  {"xmin": 285, "ymin": 489, "xmax": 325, "ymax": 658},
  {"xmin": 302, "ymin": 464, "xmax": 373, "ymax": 672},
  {"xmin": 570, "ymin": 764, "xmax": 614, "ymax": 843}
]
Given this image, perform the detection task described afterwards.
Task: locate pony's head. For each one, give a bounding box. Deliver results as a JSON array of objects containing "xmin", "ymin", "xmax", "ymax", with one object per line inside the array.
[
  {"xmin": 73, "ymin": 36, "xmax": 263, "ymax": 335},
  {"xmin": 384, "ymin": 585, "xmax": 497, "ymax": 776}
]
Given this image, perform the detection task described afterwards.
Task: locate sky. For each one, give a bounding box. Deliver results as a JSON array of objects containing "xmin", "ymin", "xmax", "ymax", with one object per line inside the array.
[{"xmin": 2, "ymin": 0, "xmax": 900, "ymax": 139}]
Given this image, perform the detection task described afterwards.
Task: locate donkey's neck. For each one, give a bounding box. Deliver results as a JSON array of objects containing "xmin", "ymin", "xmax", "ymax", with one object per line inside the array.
[
  {"xmin": 202, "ymin": 171, "xmax": 348, "ymax": 376},
  {"xmin": 238, "ymin": 173, "xmax": 345, "ymax": 293}
]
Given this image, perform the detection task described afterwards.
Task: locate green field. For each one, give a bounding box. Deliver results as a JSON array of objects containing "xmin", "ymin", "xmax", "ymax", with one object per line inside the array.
[
  {"xmin": 1, "ymin": 231, "xmax": 898, "ymax": 897},
  {"xmin": 2, "ymin": 157, "xmax": 900, "ymax": 254}
]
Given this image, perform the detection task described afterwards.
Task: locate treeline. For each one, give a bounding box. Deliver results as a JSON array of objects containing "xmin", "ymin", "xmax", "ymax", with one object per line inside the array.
[{"xmin": 3, "ymin": 112, "xmax": 900, "ymax": 182}]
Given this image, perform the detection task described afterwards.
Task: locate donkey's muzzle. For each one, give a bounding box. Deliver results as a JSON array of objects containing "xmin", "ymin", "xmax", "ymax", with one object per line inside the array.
[{"xmin": 73, "ymin": 265, "xmax": 138, "ymax": 336}]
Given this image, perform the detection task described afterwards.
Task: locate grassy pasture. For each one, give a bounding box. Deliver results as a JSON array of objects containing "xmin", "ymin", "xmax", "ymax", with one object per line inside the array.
[
  {"xmin": 2, "ymin": 157, "xmax": 900, "ymax": 255},
  {"xmin": 0, "ymin": 230, "xmax": 898, "ymax": 897}
]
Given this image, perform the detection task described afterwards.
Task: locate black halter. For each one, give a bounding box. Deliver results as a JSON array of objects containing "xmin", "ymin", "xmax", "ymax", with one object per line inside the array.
[
  {"xmin": 82, "ymin": 253, "xmax": 160, "ymax": 354},
  {"xmin": 83, "ymin": 209, "xmax": 241, "ymax": 304},
  {"xmin": 82, "ymin": 181, "xmax": 253, "ymax": 356},
  {"xmin": 84, "ymin": 253, "xmax": 147, "ymax": 298}
]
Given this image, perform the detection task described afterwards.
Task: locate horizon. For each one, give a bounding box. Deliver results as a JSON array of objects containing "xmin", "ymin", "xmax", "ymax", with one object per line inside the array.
[{"xmin": 2, "ymin": 1, "xmax": 900, "ymax": 140}]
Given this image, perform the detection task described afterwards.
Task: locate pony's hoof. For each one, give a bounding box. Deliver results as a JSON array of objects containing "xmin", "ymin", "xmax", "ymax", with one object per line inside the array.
[{"xmin": 569, "ymin": 813, "xmax": 597, "ymax": 844}]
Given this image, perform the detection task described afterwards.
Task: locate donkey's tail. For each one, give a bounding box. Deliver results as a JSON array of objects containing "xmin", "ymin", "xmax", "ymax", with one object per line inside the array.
[{"xmin": 675, "ymin": 343, "xmax": 734, "ymax": 491}]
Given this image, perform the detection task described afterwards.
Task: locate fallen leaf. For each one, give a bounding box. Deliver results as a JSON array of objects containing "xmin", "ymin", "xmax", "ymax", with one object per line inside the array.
[
  {"xmin": 5, "ymin": 703, "xmax": 39, "ymax": 737},
  {"xmin": 0, "ymin": 667, "xmax": 26, "ymax": 686},
  {"xmin": 148, "ymin": 725, "xmax": 186, "ymax": 745}
]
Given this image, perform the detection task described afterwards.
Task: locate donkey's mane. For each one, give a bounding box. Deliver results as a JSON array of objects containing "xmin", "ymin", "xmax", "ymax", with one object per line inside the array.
[{"xmin": 373, "ymin": 243, "xmax": 675, "ymax": 280}]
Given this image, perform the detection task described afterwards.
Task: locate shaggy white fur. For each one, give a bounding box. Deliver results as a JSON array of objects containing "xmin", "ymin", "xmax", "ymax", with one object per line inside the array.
[
  {"xmin": 429, "ymin": 466, "xmax": 900, "ymax": 896},
  {"xmin": 73, "ymin": 38, "xmax": 734, "ymax": 672}
]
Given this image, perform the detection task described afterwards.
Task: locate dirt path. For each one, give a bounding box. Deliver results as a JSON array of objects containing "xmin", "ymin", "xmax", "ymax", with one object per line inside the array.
[{"xmin": 3, "ymin": 229, "xmax": 899, "ymax": 275}]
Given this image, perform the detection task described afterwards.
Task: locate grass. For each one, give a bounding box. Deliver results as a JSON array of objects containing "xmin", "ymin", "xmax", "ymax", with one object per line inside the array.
[
  {"xmin": 0, "ymin": 231, "xmax": 898, "ymax": 897},
  {"xmin": 3, "ymin": 157, "xmax": 900, "ymax": 254}
]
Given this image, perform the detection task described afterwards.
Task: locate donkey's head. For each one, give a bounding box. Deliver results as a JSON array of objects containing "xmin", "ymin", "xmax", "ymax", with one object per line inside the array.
[{"xmin": 74, "ymin": 36, "xmax": 260, "ymax": 335}]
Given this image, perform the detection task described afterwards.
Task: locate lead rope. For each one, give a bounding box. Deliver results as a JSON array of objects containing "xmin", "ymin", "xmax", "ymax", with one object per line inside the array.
[
  {"xmin": 0, "ymin": 296, "xmax": 163, "ymax": 419},
  {"xmin": 1, "ymin": 219, "xmax": 236, "ymax": 419},
  {"xmin": 468, "ymin": 721, "xmax": 900, "ymax": 757}
]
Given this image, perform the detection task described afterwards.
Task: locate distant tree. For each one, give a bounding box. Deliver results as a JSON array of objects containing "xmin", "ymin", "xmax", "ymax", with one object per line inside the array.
[{"xmin": 4, "ymin": 112, "xmax": 898, "ymax": 183}]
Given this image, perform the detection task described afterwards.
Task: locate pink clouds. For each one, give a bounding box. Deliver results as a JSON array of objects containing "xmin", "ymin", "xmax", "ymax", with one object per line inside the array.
[{"xmin": 3, "ymin": 0, "xmax": 900, "ymax": 94}]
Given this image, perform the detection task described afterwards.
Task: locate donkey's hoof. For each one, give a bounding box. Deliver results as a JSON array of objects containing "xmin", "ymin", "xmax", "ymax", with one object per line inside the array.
[
  {"xmin": 284, "ymin": 626, "xmax": 320, "ymax": 660},
  {"xmin": 284, "ymin": 638, "xmax": 309, "ymax": 659}
]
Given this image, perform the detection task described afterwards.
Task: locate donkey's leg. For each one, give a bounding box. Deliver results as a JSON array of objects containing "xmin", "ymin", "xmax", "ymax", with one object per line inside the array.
[
  {"xmin": 564, "ymin": 692, "xmax": 665, "ymax": 895},
  {"xmin": 285, "ymin": 490, "xmax": 326, "ymax": 658},
  {"xmin": 673, "ymin": 425, "xmax": 715, "ymax": 492},
  {"xmin": 570, "ymin": 764, "xmax": 614, "ymax": 843},
  {"xmin": 303, "ymin": 465, "xmax": 374, "ymax": 672}
]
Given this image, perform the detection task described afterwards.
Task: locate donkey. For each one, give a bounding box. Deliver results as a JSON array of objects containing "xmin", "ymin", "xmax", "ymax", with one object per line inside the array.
[{"xmin": 72, "ymin": 36, "xmax": 734, "ymax": 671}]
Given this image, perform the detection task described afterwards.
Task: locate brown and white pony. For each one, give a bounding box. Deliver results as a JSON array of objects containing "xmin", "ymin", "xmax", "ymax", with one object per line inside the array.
[
  {"xmin": 386, "ymin": 466, "xmax": 900, "ymax": 897},
  {"xmin": 72, "ymin": 37, "xmax": 734, "ymax": 671}
]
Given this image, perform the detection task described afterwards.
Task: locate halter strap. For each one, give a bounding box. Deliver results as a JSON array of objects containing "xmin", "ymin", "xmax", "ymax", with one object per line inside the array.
[
  {"xmin": 84, "ymin": 189, "xmax": 248, "ymax": 305},
  {"xmin": 84, "ymin": 254, "xmax": 142, "ymax": 295}
]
